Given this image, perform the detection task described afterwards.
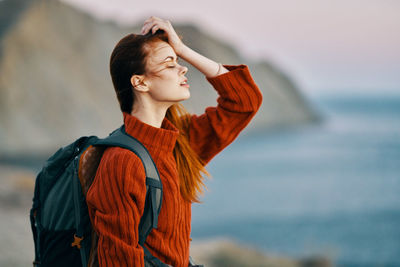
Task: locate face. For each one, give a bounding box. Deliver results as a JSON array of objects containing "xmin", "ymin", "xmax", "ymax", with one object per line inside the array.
[{"xmin": 140, "ymin": 41, "xmax": 190, "ymax": 103}]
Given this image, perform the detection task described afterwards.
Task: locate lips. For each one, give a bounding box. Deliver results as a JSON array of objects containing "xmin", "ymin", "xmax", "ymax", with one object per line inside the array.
[{"xmin": 180, "ymin": 79, "xmax": 188, "ymax": 85}]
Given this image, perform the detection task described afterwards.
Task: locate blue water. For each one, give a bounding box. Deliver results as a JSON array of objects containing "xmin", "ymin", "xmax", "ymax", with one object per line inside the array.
[{"xmin": 191, "ymin": 92, "xmax": 400, "ymax": 267}]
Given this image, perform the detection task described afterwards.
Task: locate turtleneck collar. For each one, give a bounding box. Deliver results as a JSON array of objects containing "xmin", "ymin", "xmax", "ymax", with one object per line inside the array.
[{"xmin": 122, "ymin": 112, "xmax": 180, "ymax": 153}]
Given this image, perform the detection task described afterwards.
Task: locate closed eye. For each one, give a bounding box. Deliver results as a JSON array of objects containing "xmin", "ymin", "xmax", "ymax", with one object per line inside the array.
[
  {"xmin": 167, "ymin": 65, "xmax": 176, "ymax": 68},
  {"xmin": 165, "ymin": 57, "xmax": 179, "ymax": 68}
]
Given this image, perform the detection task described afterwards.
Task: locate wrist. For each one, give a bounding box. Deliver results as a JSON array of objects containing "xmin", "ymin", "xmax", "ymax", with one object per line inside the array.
[{"xmin": 175, "ymin": 43, "xmax": 189, "ymax": 58}]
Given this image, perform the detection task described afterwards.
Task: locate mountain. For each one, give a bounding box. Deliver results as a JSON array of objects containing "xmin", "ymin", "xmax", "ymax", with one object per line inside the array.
[
  {"xmin": 0, "ymin": 0, "xmax": 321, "ymax": 157},
  {"xmin": 0, "ymin": 0, "xmax": 32, "ymax": 40}
]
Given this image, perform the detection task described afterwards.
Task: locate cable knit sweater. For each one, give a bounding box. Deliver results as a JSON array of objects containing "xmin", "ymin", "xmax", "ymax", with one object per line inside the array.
[{"xmin": 86, "ymin": 64, "xmax": 263, "ymax": 267}]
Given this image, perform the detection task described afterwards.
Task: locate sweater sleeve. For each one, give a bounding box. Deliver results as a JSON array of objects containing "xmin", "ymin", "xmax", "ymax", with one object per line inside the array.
[
  {"xmin": 86, "ymin": 147, "xmax": 147, "ymax": 267},
  {"xmin": 187, "ymin": 64, "xmax": 263, "ymax": 166}
]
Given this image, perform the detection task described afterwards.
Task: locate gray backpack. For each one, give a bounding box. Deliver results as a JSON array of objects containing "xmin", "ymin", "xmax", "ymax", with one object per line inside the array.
[{"xmin": 30, "ymin": 125, "xmax": 168, "ymax": 266}]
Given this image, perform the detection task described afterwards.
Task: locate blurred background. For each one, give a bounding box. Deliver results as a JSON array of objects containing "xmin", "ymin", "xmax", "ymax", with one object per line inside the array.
[{"xmin": 0, "ymin": 0, "xmax": 399, "ymax": 266}]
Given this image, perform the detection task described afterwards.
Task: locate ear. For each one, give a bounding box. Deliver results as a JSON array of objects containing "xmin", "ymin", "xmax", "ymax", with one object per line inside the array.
[{"xmin": 130, "ymin": 74, "xmax": 149, "ymax": 92}]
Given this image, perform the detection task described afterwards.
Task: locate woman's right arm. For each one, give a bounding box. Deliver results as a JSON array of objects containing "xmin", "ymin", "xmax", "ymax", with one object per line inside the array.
[{"xmin": 86, "ymin": 147, "xmax": 147, "ymax": 266}]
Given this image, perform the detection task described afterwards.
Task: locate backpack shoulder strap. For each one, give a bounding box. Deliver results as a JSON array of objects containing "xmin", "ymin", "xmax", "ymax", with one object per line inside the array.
[
  {"xmin": 93, "ymin": 125, "xmax": 162, "ymax": 246},
  {"xmin": 95, "ymin": 125, "xmax": 160, "ymax": 183}
]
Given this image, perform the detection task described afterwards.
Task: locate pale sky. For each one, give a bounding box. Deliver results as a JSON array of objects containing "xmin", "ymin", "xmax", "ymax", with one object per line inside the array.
[{"xmin": 62, "ymin": 0, "xmax": 400, "ymax": 95}]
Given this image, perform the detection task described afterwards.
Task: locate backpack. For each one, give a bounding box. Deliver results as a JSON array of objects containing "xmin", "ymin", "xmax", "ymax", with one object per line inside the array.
[{"xmin": 29, "ymin": 125, "xmax": 171, "ymax": 267}]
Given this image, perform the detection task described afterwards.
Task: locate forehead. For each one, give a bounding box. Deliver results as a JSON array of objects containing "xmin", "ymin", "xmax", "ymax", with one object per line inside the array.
[{"xmin": 146, "ymin": 41, "xmax": 176, "ymax": 64}]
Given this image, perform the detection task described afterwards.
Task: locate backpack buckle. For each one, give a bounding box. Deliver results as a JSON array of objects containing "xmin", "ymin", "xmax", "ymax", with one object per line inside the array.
[{"xmin": 71, "ymin": 234, "xmax": 83, "ymax": 249}]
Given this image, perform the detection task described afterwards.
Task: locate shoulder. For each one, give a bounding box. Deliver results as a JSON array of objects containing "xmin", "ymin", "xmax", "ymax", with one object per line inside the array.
[
  {"xmin": 98, "ymin": 146, "xmax": 146, "ymax": 183},
  {"xmin": 87, "ymin": 146, "xmax": 147, "ymax": 213}
]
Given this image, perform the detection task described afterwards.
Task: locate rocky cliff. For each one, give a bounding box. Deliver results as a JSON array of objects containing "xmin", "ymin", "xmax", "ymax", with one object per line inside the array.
[{"xmin": 0, "ymin": 0, "xmax": 321, "ymax": 157}]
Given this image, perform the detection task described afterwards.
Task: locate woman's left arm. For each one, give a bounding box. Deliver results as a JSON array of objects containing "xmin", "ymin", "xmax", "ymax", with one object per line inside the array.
[
  {"xmin": 141, "ymin": 17, "xmax": 263, "ymax": 166},
  {"xmin": 186, "ymin": 64, "xmax": 263, "ymax": 165},
  {"xmin": 140, "ymin": 16, "xmax": 228, "ymax": 78}
]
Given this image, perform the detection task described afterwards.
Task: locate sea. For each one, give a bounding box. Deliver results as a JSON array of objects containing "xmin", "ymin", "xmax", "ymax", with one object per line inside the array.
[{"xmin": 191, "ymin": 92, "xmax": 400, "ymax": 267}]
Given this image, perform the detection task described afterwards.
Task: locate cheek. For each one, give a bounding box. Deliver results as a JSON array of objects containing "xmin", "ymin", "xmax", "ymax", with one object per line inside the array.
[
  {"xmin": 148, "ymin": 79, "xmax": 179, "ymax": 100},
  {"xmin": 150, "ymin": 88, "xmax": 169, "ymax": 100},
  {"xmin": 148, "ymin": 75, "xmax": 180, "ymax": 98}
]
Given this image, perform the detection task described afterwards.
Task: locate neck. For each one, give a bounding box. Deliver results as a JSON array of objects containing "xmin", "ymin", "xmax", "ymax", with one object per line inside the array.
[{"xmin": 130, "ymin": 101, "xmax": 172, "ymax": 129}]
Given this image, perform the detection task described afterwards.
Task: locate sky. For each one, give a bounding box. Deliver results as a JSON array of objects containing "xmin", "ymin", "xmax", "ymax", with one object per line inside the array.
[{"xmin": 61, "ymin": 0, "xmax": 400, "ymax": 95}]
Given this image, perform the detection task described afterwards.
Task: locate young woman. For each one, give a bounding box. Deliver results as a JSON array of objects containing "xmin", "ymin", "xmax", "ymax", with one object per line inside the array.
[{"xmin": 85, "ymin": 16, "xmax": 263, "ymax": 267}]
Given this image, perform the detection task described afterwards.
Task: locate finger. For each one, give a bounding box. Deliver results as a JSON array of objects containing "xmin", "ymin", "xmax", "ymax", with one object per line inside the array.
[
  {"xmin": 151, "ymin": 25, "xmax": 159, "ymax": 34},
  {"xmin": 143, "ymin": 21, "xmax": 166, "ymax": 35},
  {"xmin": 141, "ymin": 22, "xmax": 155, "ymax": 34},
  {"xmin": 141, "ymin": 19, "xmax": 154, "ymax": 34},
  {"xmin": 142, "ymin": 19, "xmax": 154, "ymax": 28},
  {"xmin": 142, "ymin": 21, "xmax": 151, "ymax": 27},
  {"xmin": 143, "ymin": 16, "xmax": 162, "ymax": 26},
  {"xmin": 141, "ymin": 18, "xmax": 164, "ymax": 33},
  {"xmin": 148, "ymin": 16, "xmax": 162, "ymax": 22}
]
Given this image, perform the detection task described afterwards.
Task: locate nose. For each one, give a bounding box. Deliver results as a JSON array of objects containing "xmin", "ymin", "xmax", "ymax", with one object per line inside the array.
[{"xmin": 180, "ymin": 65, "xmax": 188, "ymax": 75}]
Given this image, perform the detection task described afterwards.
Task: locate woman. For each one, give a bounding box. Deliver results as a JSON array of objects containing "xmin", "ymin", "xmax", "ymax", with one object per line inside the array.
[{"xmin": 85, "ymin": 16, "xmax": 263, "ymax": 267}]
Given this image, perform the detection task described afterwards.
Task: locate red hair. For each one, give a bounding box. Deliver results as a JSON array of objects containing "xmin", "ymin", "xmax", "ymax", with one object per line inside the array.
[{"xmin": 109, "ymin": 31, "xmax": 211, "ymax": 202}]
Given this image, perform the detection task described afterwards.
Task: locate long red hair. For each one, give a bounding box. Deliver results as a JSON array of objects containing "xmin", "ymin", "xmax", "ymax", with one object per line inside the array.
[{"xmin": 109, "ymin": 31, "xmax": 210, "ymax": 202}]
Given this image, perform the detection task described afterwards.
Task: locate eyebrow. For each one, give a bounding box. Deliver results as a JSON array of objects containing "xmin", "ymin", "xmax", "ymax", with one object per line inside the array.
[{"xmin": 163, "ymin": 56, "xmax": 178, "ymax": 62}]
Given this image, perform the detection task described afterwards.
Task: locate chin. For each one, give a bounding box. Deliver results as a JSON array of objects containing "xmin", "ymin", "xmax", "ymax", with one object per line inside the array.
[{"xmin": 181, "ymin": 91, "xmax": 191, "ymax": 101}]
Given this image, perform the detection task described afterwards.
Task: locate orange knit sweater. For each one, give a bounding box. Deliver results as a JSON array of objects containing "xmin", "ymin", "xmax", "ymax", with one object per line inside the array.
[{"xmin": 86, "ymin": 64, "xmax": 263, "ymax": 267}]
